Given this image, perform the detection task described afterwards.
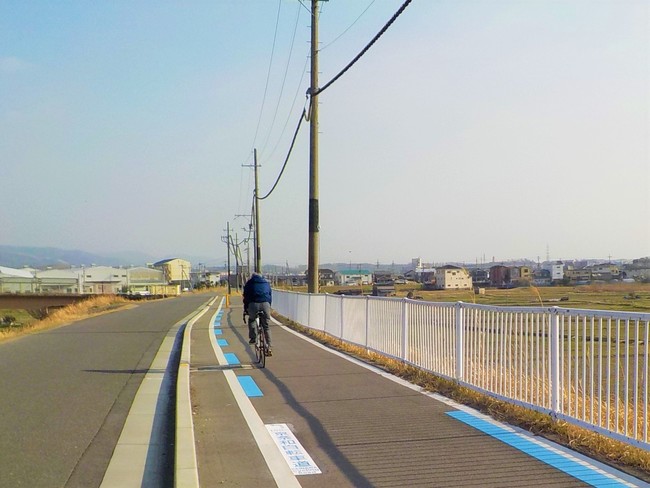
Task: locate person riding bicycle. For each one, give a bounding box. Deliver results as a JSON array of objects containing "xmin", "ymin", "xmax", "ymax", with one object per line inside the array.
[{"xmin": 242, "ymin": 272, "xmax": 272, "ymax": 355}]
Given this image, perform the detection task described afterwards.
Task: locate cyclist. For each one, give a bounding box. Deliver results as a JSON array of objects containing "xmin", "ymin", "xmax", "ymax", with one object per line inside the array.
[{"xmin": 242, "ymin": 272, "xmax": 272, "ymax": 355}]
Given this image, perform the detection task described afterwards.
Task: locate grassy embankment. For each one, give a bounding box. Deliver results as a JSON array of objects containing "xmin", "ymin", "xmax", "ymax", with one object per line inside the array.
[{"xmin": 0, "ymin": 295, "xmax": 130, "ymax": 343}]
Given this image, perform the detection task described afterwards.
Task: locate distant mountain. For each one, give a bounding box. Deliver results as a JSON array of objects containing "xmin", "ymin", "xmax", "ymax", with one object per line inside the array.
[
  {"xmin": 0, "ymin": 245, "xmax": 156, "ymax": 268},
  {"xmin": 0, "ymin": 245, "xmax": 222, "ymax": 269}
]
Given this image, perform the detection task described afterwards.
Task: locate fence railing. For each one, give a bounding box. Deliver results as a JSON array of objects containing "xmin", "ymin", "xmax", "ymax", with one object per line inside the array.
[{"xmin": 273, "ymin": 289, "xmax": 650, "ymax": 450}]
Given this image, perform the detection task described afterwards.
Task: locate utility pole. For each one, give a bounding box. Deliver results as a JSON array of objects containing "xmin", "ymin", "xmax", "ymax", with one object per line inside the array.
[
  {"xmin": 254, "ymin": 148, "xmax": 262, "ymax": 273},
  {"xmin": 307, "ymin": 0, "xmax": 320, "ymax": 293},
  {"xmin": 221, "ymin": 222, "xmax": 232, "ymax": 301}
]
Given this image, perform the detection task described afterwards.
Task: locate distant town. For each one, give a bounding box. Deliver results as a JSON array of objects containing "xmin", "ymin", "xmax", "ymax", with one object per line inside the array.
[{"xmin": 1, "ymin": 252, "xmax": 649, "ymax": 297}]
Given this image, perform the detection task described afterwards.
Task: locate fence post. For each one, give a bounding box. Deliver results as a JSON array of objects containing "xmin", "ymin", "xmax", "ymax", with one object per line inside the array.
[
  {"xmin": 456, "ymin": 302, "xmax": 464, "ymax": 381},
  {"xmin": 340, "ymin": 295, "xmax": 345, "ymax": 339},
  {"xmin": 365, "ymin": 296, "xmax": 370, "ymax": 348},
  {"xmin": 401, "ymin": 298, "xmax": 409, "ymax": 362},
  {"xmin": 307, "ymin": 292, "xmax": 311, "ymax": 328},
  {"xmin": 550, "ymin": 307, "xmax": 560, "ymax": 414}
]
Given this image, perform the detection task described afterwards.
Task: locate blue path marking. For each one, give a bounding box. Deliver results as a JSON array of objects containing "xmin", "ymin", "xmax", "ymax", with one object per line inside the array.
[
  {"xmin": 237, "ymin": 376, "xmax": 263, "ymax": 397},
  {"xmin": 447, "ymin": 411, "xmax": 627, "ymax": 487},
  {"xmin": 224, "ymin": 353, "xmax": 240, "ymax": 365},
  {"xmin": 214, "ymin": 329, "xmax": 223, "ymax": 335},
  {"xmin": 217, "ymin": 338, "xmax": 228, "ymax": 347}
]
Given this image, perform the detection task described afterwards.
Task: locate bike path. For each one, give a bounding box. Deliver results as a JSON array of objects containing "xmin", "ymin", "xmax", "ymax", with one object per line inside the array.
[{"xmin": 189, "ymin": 297, "xmax": 649, "ymax": 488}]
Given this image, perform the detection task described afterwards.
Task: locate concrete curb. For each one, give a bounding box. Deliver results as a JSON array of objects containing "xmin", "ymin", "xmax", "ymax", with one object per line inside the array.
[{"xmin": 174, "ymin": 296, "xmax": 219, "ymax": 488}]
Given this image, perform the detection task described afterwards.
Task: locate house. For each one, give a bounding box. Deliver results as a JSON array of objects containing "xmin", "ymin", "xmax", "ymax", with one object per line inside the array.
[
  {"xmin": 565, "ymin": 267, "xmax": 592, "ymax": 283},
  {"xmin": 434, "ymin": 265, "xmax": 472, "ymax": 290},
  {"xmin": 489, "ymin": 265, "xmax": 511, "ymax": 288},
  {"xmin": 153, "ymin": 258, "xmax": 192, "ymax": 287},
  {"xmin": 543, "ymin": 261, "xmax": 564, "ymax": 281},
  {"xmin": 511, "ymin": 266, "xmax": 532, "ymax": 286},
  {"xmin": 532, "ymin": 268, "xmax": 552, "ymax": 286},
  {"xmin": 470, "ymin": 268, "xmax": 489, "ymax": 286},
  {"xmin": 373, "ymin": 271, "xmax": 395, "ymax": 284},
  {"xmin": 318, "ymin": 268, "xmax": 336, "ymax": 286},
  {"xmin": 587, "ymin": 263, "xmax": 620, "ymax": 281},
  {"xmin": 337, "ymin": 269, "xmax": 372, "ymax": 286}
]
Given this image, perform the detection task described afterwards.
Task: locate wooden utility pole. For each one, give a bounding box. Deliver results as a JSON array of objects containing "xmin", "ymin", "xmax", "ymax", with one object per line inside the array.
[
  {"xmin": 307, "ymin": 0, "xmax": 320, "ymax": 293},
  {"xmin": 253, "ymin": 148, "xmax": 262, "ymax": 273}
]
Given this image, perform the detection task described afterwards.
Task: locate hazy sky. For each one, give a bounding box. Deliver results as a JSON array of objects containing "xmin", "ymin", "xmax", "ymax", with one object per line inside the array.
[{"xmin": 1, "ymin": 0, "xmax": 648, "ymax": 267}]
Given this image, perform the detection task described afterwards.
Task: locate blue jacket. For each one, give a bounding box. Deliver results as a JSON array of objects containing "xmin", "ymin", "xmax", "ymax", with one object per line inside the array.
[{"xmin": 243, "ymin": 274, "xmax": 272, "ymax": 307}]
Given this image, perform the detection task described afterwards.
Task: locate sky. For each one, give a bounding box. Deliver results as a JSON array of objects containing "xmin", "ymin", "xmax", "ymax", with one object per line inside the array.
[{"xmin": 1, "ymin": 0, "xmax": 648, "ymax": 267}]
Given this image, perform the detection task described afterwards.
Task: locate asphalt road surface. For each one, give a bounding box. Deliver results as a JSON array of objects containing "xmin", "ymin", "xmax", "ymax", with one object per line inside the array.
[{"xmin": 0, "ymin": 294, "xmax": 210, "ymax": 488}]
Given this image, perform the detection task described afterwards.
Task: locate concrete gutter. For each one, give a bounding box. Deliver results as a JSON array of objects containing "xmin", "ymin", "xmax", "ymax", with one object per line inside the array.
[
  {"xmin": 100, "ymin": 297, "xmax": 215, "ymax": 488},
  {"xmin": 174, "ymin": 296, "xmax": 219, "ymax": 488}
]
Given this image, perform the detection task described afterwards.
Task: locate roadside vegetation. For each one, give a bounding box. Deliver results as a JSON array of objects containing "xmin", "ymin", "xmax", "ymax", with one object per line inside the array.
[
  {"xmin": 0, "ymin": 295, "xmax": 130, "ymax": 343},
  {"xmin": 274, "ymin": 313, "xmax": 650, "ymax": 481}
]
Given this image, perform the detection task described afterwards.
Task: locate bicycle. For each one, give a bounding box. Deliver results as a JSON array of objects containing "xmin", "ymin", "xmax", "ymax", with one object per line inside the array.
[{"xmin": 245, "ymin": 311, "xmax": 270, "ymax": 368}]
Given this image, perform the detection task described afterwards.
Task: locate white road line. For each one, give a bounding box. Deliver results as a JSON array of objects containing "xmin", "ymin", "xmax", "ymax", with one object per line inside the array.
[{"xmin": 208, "ymin": 307, "xmax": 302, "ymax": 488}]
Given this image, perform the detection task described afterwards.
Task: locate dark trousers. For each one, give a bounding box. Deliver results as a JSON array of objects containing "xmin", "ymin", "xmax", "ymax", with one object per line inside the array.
[{"xmin": 247, "ymin": 301, "xmax": 271, "ymax": 345}]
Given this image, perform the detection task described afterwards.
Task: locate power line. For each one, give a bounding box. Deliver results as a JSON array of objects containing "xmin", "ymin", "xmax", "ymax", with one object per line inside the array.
[
  {"xmin": 314, "ymin": 0, "xmax": 413, "ymax": 97},
  {"xmin": 319, "ymin": 0, "xmax": 377, "ymax": 52},
  {"xmin": 259, "ymin": 1, "xmax": 302, "ymax": 157},
  {"xmin": 258, "ymin": 106, "xmax": 308, "ymax": 201},
  {"xmin": 248, "ymin": 0, "xmax": 283, "ymax": 154},
  {"xmin": 264, "ymin": 51, "xmax": 310, "ymax": 163}
]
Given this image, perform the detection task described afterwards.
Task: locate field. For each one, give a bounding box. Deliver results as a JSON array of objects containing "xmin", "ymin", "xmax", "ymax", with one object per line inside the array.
[
  {"xmin": 289, "ymin": 282, "xmax": 650, "ymax": 313},
  {"xmin": 0, "ymin": 296, "xmax": 129, "ymax": 342}
]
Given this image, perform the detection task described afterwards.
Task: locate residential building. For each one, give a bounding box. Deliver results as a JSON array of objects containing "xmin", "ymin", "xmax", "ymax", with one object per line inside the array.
[
  {"xmin": 511, "ymin": 266, "xmax": 532, "ymax": 286},
  {"xmin": 532, "ymin": 268, "xmax": 552, "ymax": 286},
  {"xmin": 337, "ymin": 269, "xmax": 372, "ymax": 286},
  {"xmin": 434, "ymin": 265, "xmax": 472, "ymax": 290},
  {"xmin": 543, "ymin": 261, "xmax": 564, "ymax": 281},
  {"xmin": 470, "ymin": 268, "xmax": 489, "ymax": 286},
  {"xmin": 587, "ymin": 263, "xmax": 620, "ymax": 281},
  {"xmin": 489, "ymin": 265, "xmax": 511, "ymax": 288}
]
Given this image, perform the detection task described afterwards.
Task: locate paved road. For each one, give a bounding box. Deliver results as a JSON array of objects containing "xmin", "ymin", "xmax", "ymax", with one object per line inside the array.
[
  {"xmin": 191, "ymin": 297, "xmax": 650, "ymax": 488},
  {"xmin": 0, "ymin": 294, "xmax": 209, "ymax": 488}
]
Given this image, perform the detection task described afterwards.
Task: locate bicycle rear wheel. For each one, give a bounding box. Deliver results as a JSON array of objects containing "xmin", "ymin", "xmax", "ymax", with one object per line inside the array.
[{"xmin": 255, "ymin": 320, "xmax": 266, "ymax": 368}]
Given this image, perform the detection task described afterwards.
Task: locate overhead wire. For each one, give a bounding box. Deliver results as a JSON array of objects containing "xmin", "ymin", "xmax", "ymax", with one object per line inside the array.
[
  {"xmin": 319, "ymin": 0, "xmax": 377, "ymax": 51},
  {"xmin": 314, "ymin": 0, "xmax": 413, "ymax": 97},
  {"xmin": 247, "ymin": 0, "xmax": 283, "ymax": 156},
  {"xmin": 259, "ymin": 1, "xmax": 302, "ymax": 158},
  {"xmin": 253, "ymin": 0, "xmax": 414, "ymax": 204},
  {"xmin": 257, "ymin": 103, "xmax": 308, "ymax": 201}
]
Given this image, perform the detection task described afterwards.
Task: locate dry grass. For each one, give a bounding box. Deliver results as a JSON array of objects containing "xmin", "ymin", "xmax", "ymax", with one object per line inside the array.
[
  {"xmin": 274, "ymin": 312, "xmax": 650, "ymax": 482},
  {"xmin": 0, "ymin": 295, "xmax": 130, "ymax": 343}
]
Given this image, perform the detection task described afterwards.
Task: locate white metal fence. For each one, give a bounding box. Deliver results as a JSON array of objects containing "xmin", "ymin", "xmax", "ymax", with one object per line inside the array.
[{"xmin": 273, "ymin": 289, "xmax": 650, "ymax": 450}]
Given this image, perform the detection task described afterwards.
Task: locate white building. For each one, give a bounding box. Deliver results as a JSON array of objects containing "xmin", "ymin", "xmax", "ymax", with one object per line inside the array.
[
  {"xmin": 434, "ymin": 265, "xmax": 473, "ymax": 290},
  {"xmin": 337, "ymin": 269, "xmax": 373, "ymax": 286},
  {"xmin": 0, "ymin": 266, "xmax": 36, "ymax": 293}
]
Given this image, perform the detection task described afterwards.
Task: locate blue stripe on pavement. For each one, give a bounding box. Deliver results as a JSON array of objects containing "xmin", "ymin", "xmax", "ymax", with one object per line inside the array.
[
  {"xmin": 214, "ymin": 329, "xmax": 223, "ymax": 335},
  {"xmin": 224, "ymin": 353, "xmax": 240, "ymax": 365},
  {"xmin": 446, "ymin": 411, "xmax": 627, "ymax": 487},
  {"xmin": 237, "ymin": 376, "xmax": 263, "ymax": 397},
  {"xmin": 217, "ymin": 338, "xmax": 228, "ymax": 347}
]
